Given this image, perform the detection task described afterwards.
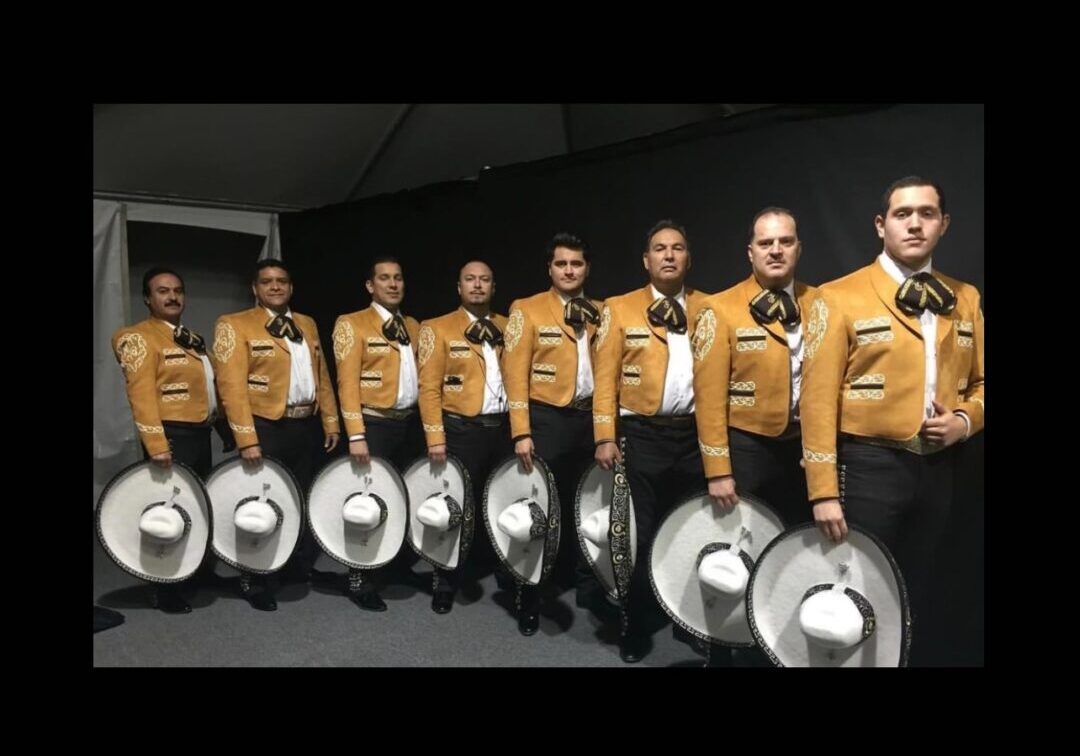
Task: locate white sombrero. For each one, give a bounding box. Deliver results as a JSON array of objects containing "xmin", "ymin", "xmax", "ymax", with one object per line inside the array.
[
  {"xmin": 96, "ymin": 460, "xmax": 212, "ymax": 583},
  {"xmin": 649, "ymin": 491, "xmax": 785, "ymax": 646},
  {"xmin": 482, "ymin": 454, "xmax": 560, "ymax": 586},
  {"xmin": 402, "ymin": 454, "xmax": 473, "ymax": 571},
  {"xmin": 206, "ymin": 456, "xmax": 304, "ymax": 574},
  {"xmin": 307, "ymin": 455, "xmax": 409, "ymax": 570},
  {"xmin": 574, "ymin": 461, "xmax": 637, "ymax": 602},
  {"xmin": 747, "ymin": 523, "xmax": 911, "ymax": 667}
]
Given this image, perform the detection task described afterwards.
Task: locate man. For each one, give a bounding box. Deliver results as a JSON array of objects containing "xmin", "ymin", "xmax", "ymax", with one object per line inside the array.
[
  {"xmin": 692, "ymin": 207, "xmax": 820, "ymax": 665},
  {"xmin": 212, "ymin": 258, "xmax": 341, "ymax": 610},
  {"xmin": 332, "ymin": 256, "xmax": 422, "ymax": 612},
  {"xmin": 800, "ymin": 176, "xmax": 984, "ymax": 665},
  {"xmin": 112, "ymin": 267, "xmax": 232, "ymax": 614},
  {"xmin": 501, "ymin": 233, "xmax": 603, "ymax": 635},
  {"xmin": 417, "ymin": 260, "xmax": 510, "ymax": 614},
  {"xmin": 593, "ymin": 220, "xmax": 709, "ymax": 662}
]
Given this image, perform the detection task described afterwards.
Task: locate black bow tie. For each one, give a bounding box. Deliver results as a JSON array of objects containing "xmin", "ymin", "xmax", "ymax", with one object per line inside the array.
[
  {"xmin": 896, "ymin": 272, "xmax": 957, "ymax": 316},
  {"xmin": 646, "ymin": 296, "xmax": 687, "ymax": 334},
  {"xmin": 749, "ymin": 289, "xmax": 800, "ymax": 327},
  {"xmin": 173, "ymin": 325, "xmax": 206, "ymax": 355},
  {"xmin": 564, "ymin": 297, "xmax": 600, "ymax": 329},
  {"xmin": 382, "ymin": 313, "xmax": 410, "ymax": 345},
  {"xmin": 465, "ymin": 317, "xmax": 504, "ymax": 347},
  {"xmin": 266, "ymin": 313, "xmax": 303, "ymax": 343}
]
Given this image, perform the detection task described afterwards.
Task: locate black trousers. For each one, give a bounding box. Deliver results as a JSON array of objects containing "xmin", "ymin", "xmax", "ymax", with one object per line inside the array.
[
  {"xmin": 696, "ymin": 427, "xmax": 811, "ymax": 665},
  {"xmin": 438, "ymin": 412, "xmax": 511, "ymax": 592},
  {"xmin": 839, "ymin": 438, "xmax": 954, "ymax": 664},
  {"xmin": 350, "ymin": 412, "xmax": 426, "ymax": 592},
  {"xmin": 728, "ymin": 426, "xmax": 811, "ymax": 528},
  {"xmin": 254, "ymin": 414, "xmax": 327, "ymax": 571},
  {"xmin": 621, "ymin": 415, "xmax": 705, "ymax": 635},
  {"xmin": 144, "ymin": 421, "xmax": 212, "ymax": 479},
  {"xmin": 142, "ymin": 421, "xmax": 214, "ymax": 595},
  {"xmin": 529, "ymin": 402, "xmax": 597, "ymax": 594},
  {"xmin": 364, "ymin": 413, "xmax": 425, "ymax": 470}
]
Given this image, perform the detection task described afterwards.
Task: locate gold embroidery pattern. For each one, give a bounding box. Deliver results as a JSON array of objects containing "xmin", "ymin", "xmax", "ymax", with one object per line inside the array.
[
  {"xmin": 699, "ymin": 442, "xmax": 730, "ymax": 457},
  {"xmin": 162, "ymin": 348, "xmax": 188, "ymax": 365},
  {"xmin": 342, "ymin": 411, "xmax": 363, "ymax": 420},
  {"xmin": 361, "ymin": 370, "xmax": 383, "ymax": 388},
  {"xmin": 229, "ymin": 421, "xmax": 255, "ymax": 434},
  {"xmin": 116, "ymin": 332, "xmax": 148, "ymax": 374},
  {"xmin": 854, "ymin": 316, "xmax": 893, "ymax": 346},
  {"xmin": 418, "ymin": 326, "xmax": 435, "ymax": 368},
  {"xmin": 692, "ymin": 308, "xmax": 716, "ymax": 362},
  {"xmin": 445, "ymin": 375, "xmax": 464, "ymax": 392},
  {"xmin": 448, "ymin": 340, "xmax": 472, "ymax": 359},
  {"xmin": 247, "ymin": 374, "xmax": 269, "ymax": 393},
  {"xmin": 593, "ymin": 414, "xmax": 613, "ymax": 424},
  {"xmin": 957, "ymin": 321, "xmax": 974, "ymax": 348},
  {"xmin": 856, "ymin": 331, "xmax": 895, "ymax": 346},
  {"xmin": 161, "ymin": 382, "xmax": 191, "ymax": 402},
  {"xmin": 622, "ymin": 364, "xmax": 642, "ymax": 387},
  {"xmin": 423, "ymin": 423, "xmax": 445, "ymax": 433},
  {"xmin": 958, "ymin": 378, "xmax": 969, "ymax": 392},
  {"xmin": 846, "ymin": 373, "xmax": 885, "ymax": 401},
  {"xmin": 532, "ymin": 363, "xmax": 557, "ymax": 383},
  {"xmin": 366, "ymin": 335, "xmax": 391, "ymax": 354},
  {"xmin": 803, "ymin": 448, "xmax": 837, "ymax": 464},
  {"xmin": 213, "ymin": 322, "xmax": 236, "ymax": 364},
  {"xmin": 509, "ymin": 401, "xmax": 529, "ymax": 410},
  {"xmin": 504, "ymin": 309, "xmax": 524, "ymax": 353},
  {"xmin": 805, "ymin": 298, "xmax": 829, "ymax": 360},
  {"xmin": 249, "ymin": 339, "xmax": 276, "ymax": 360},
  {"xmin": 595, "ymin": 307, "xmax": 612, "ymax": 350},
  {"xmin": 735, "ymin": 327, "xmax": 767, "ymax": 352},
  {"xmin": 333, "ymin": 320, "xmax": 354, "ymax": 361},
  {"xmin": 729, "ymin": 380, "xmax": 757, "ymax": 408},
  {"xmin": 136, "ymin": 422, "xmax": 164, "ymax": 435}
]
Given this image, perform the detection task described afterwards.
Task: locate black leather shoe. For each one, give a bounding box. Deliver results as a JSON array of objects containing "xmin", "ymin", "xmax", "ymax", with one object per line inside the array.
[
  {"xmin": 154, "ymin": 585, "xmax": 192, "ymax": 614},
  {"xmin": 240, "ymin": 584, "xmax": 278, "ymax": 612},
  {"xmin": 349, "ymin": 590, "xmax": 387, "ymax": 612},
  {"xmin": 619, "ymin": 634, "xmax": 652, "ymax": 664},
  {"xmin": 518, "ymin": 610, "xmax": 540, "ymax": 636},
  {"xmin": 432, "ymin": 591, "xmax": 454, "ymax": 614}
]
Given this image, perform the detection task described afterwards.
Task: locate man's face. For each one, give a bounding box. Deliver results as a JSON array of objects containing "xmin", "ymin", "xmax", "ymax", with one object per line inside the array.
[
  {"xmin": 458, "ymin": 262, "xmax": 494, "ymax": 308},
  {"xmin": 253, "ymin": 266, "xmax": 293, "ymax": 311},
  {"xmin": 549, "ymin": 246, "xmax": 589, "ymax": 295},
  {"xmin": 748, "ymin": 213, "xmax": 801, "ymax": 289},
  {"xmin": 145, "ymin": 273, "xmax": 185, "ymax": 324},
  {"xmin": 643, "ymin": 227, "xmax": 691, "ymax": 286},
  {"xmin": 366, "ymin": 262, "xmax": 405, "ymax": 309},
  {"xmin": 876, "ymin": 185, "xmax": 951, "ymax": 270}
]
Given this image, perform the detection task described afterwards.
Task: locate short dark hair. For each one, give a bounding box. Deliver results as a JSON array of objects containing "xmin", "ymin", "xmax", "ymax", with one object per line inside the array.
[
  {"xmin": 142, "ymin": 267, "xmax": 184, "ymax": 298},
  {"xmin": 880, "ymin": 176, "xmax": 947, "ymax": 217},
  {"xmin": 748, "ymin": 207, "xmax": 798, "ymax": 243},
  {"xmin": 253, "ymin": 258, "xmax": 291, "ymax": 284},
  {"xmin": 367, "ymin": 256, "xmax": 402, "ymax": 282},
  {"xmin": 645, "ymin": 219, "xmax": 689, "ymax": 251},
  {"xmin": 546, "ymin": 232, "xmax": 588, "ymax": 264}
]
